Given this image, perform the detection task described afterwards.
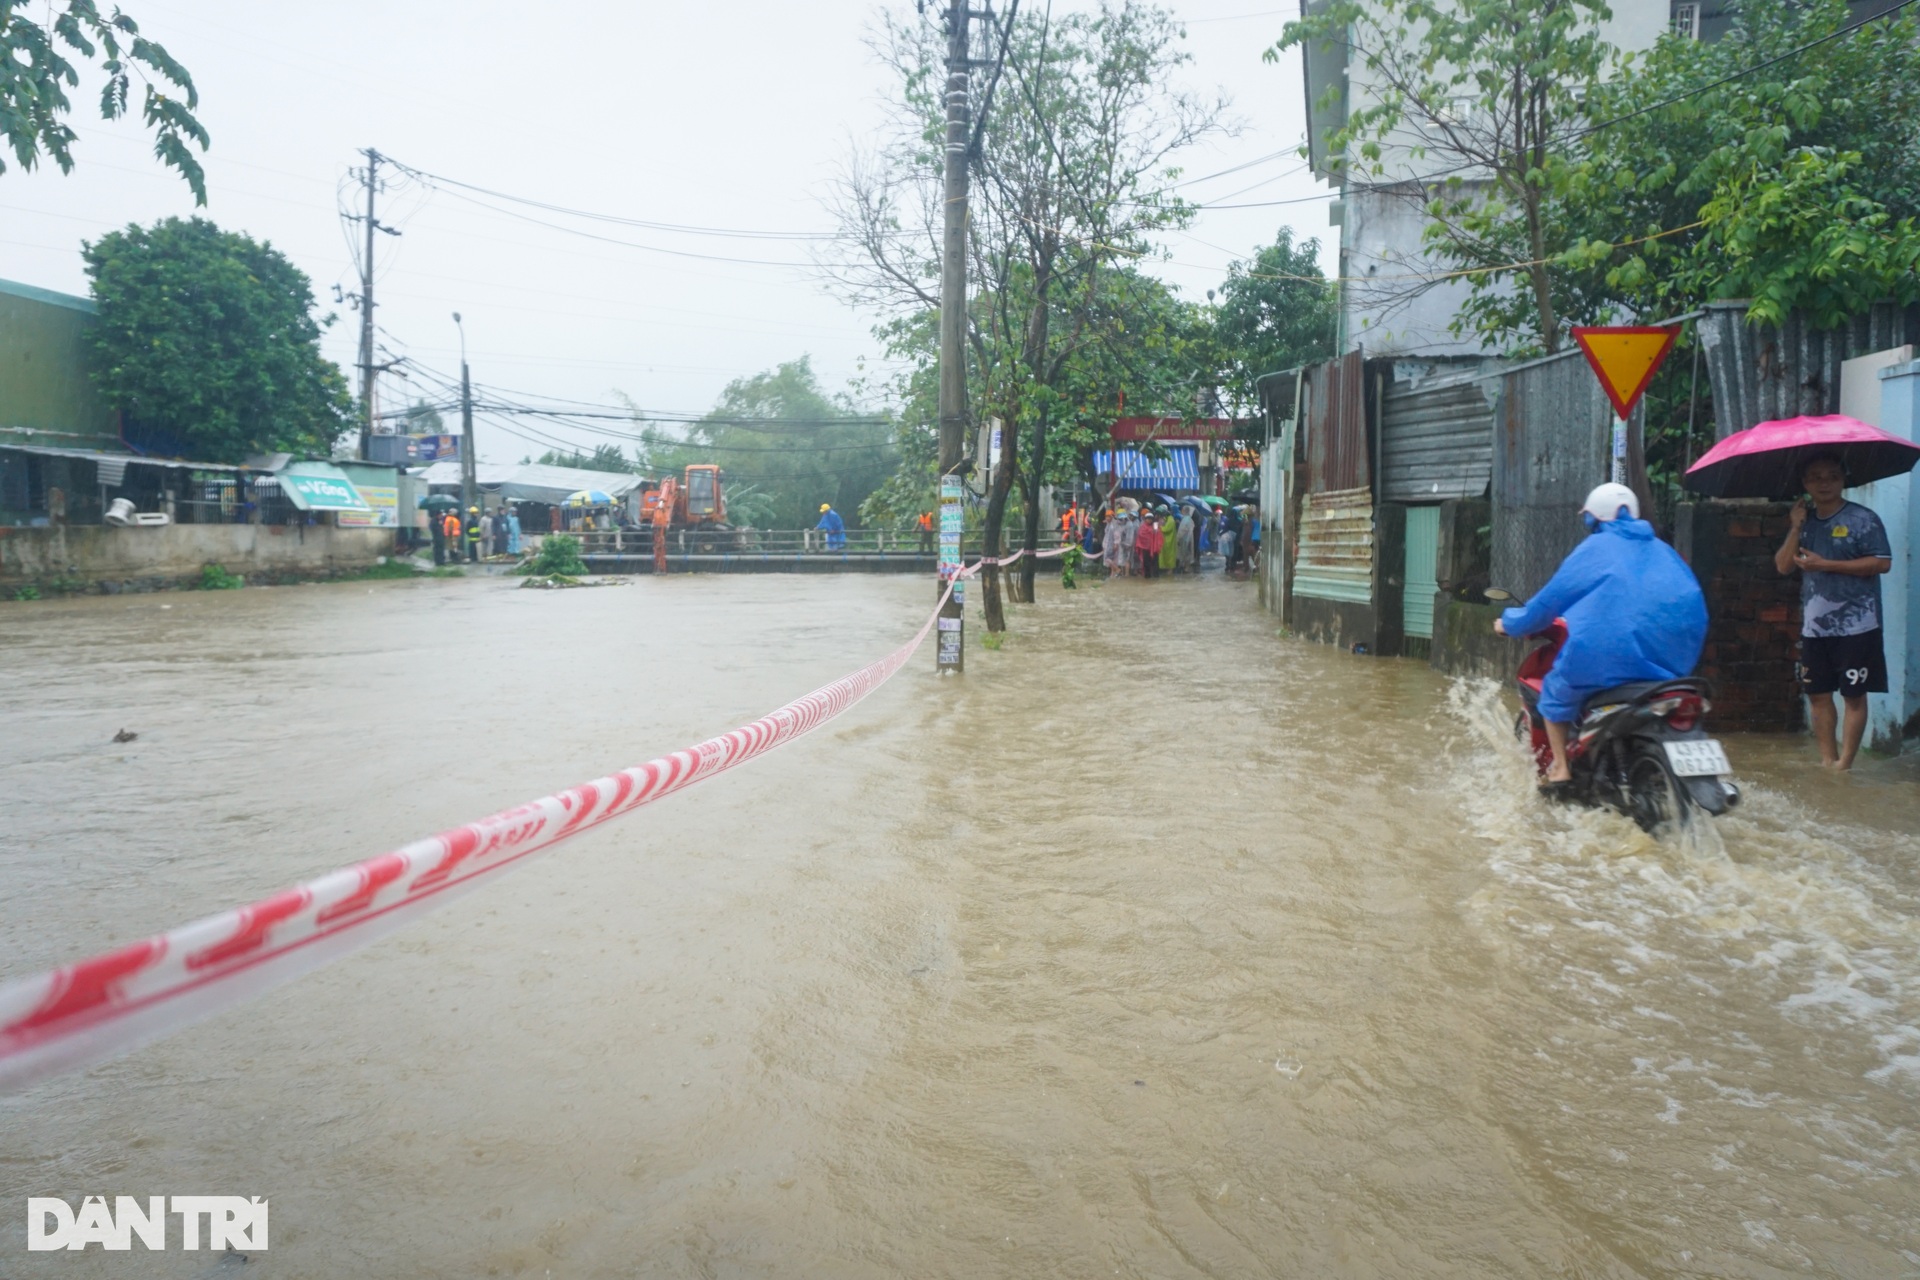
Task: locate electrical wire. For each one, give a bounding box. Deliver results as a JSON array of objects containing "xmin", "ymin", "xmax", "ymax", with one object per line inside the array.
[
  {"xmin": 1308, "ymin": 0, "xmax": 1920, "ymax": 195},
  {"xmin": 381, "ymin": 154, "xmax": 844, "ymax": 242},
  {"xmin": 1572, "ymin": 0, "xmax": 1919, "ymax": 140},
  {"xmin": 389, "ymin": 181, "xmax": 822, "ymax": 268}
]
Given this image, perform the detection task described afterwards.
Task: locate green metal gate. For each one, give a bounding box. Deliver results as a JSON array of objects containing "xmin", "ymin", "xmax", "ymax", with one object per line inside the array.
[{"xmin": 1402, "ymin": 504, "xmax": 1440, "ymax": 639}]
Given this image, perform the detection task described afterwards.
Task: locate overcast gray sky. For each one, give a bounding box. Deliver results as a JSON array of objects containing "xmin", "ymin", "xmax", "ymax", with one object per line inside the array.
[{"xmin": 3, "ymin": 0, "xmax": 1333, "ymax": 463}]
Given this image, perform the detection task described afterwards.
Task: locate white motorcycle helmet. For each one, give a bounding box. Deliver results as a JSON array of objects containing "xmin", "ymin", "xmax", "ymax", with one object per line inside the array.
[{"xmin": 1580, "ymin": 482, "xmax": 1639, "ymax": 524}]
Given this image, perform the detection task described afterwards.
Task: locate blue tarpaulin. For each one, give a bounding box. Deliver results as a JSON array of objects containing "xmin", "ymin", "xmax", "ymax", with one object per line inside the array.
[{"xmin": 1093, "ymin": 446, "xmax": 1200, "ymax": 491}]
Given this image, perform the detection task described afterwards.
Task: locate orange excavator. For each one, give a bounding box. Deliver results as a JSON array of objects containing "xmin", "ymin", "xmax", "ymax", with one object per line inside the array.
[
  {"xmin": 642, "ymin": 464, "xmax": 727, "ymax": 567},
  {"xmin": 639, "ymin": 464, "xmax": 726, "ymax": 528}
]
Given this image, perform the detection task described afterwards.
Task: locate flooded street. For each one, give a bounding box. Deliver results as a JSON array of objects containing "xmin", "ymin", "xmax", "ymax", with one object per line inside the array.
[{"xmin": 2, "ymin": 572, "xmax": 1916, "ymax": 1278}]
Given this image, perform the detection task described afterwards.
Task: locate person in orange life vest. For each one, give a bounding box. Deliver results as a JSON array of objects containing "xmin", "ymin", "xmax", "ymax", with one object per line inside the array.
[{"xmin": 917, "ymin": 510, "xmax": 934, "ymax": 553}]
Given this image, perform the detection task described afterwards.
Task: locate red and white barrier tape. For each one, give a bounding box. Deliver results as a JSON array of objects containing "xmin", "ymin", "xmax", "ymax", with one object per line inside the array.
[
  {"xmin": 965, "ymin": 543, "xmax": 1089, "ymax": 569},
  {"xmin": 0, "ymin": 589, "xmax": 953, "ymax": 1094}
]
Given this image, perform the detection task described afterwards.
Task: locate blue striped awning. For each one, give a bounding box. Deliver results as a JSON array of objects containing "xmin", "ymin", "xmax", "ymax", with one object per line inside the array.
[{"xmin": 1093, "ymin": 446, "xmax": 1200, "ymax": 491}]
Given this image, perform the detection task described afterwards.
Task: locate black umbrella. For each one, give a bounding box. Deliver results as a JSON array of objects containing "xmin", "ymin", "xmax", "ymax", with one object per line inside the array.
[{"xmin": 418, "ymin": 493, "xmax": 461, "ymax": 511}]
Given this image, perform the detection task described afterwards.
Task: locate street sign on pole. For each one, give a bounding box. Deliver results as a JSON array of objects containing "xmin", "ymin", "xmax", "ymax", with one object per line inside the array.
[
  {"xmin": 1572, "ymin": 325, "xmax": 1681, "ymax": 484},
  {"xmin": 1571, "ymin": 325, "xmax": 1681, "ymax": 419}
]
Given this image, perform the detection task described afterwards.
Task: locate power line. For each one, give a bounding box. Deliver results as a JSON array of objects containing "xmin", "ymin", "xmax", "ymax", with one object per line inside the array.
[
  {"xmin": 475, "ymin": 405, "xmax": 891, "ymax": 428},
  {"xmin": 393, "ymin": 181, "xmax": 822, "ymax": 268},
  {"xmin": 481, "ymin": 414, "xmax": 892, "ymax": 480},
  {"xmin": 1310, "ymin": 0, "xmax": 1920, "ymax": 195},
  {"xmin": 1571, "ymin": 0, "xmax": 1920, "ymax": 140},
  {"xmin": 380, "ymin": 154, "xmax": 844, "ymax": 241},
  {"xmin": 477, "ymin": 408, "xmax": 894, "ymax": 449},
  {"xmin": 382, "ymin": 347, "xmax": 894, "ymax": 427}
]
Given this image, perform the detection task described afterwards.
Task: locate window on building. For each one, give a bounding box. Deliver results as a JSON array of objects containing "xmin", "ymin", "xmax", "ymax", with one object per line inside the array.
[{"xmin": 1671, "ymin": 2, "xmax": 1701, "ymax": 38}]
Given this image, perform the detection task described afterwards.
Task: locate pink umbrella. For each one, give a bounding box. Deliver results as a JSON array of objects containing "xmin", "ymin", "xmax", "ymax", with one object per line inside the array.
[{"xmin": 1683, "ymin": 414, "xmax": 1920, "ymax": 500}]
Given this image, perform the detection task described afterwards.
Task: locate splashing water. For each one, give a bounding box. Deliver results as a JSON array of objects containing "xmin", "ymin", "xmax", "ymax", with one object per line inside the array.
[{"xmin": 1443, "ymin": 677, "xmax": 1920, "ymax": 1272}]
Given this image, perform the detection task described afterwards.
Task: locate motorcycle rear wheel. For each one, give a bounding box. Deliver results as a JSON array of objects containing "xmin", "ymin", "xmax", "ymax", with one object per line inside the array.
[{"xmin": 1624, "ymin": 746, "xmax": 1691, "ymax": 835}]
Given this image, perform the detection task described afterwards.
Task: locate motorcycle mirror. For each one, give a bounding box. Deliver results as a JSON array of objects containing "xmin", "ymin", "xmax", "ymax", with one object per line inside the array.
[{"xmin": 1483, "ymin": 587, "xmax": 1513, "ymax": 602}]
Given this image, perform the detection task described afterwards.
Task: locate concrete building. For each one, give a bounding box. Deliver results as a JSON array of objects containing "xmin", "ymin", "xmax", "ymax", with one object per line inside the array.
[
  {"xmin": 1296, "ymin": 0, "xmax": 1672, "ymax": 357},
  {"xmin": 1297, "ymin": 0, "xmax": 1911, "ymax": 357},
  {"xmin": 0, "ymin": 278, "xmax": 118, "ymax": 436},
  {"xmin": 0, "ymin": 278, "xmax": 402, "ymax": 591}
]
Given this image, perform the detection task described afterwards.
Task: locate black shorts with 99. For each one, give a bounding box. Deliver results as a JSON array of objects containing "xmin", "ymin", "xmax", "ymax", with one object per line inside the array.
[{"xmin": 1798, "ymin": 628, "xmax": 1888, "ymax": 698}]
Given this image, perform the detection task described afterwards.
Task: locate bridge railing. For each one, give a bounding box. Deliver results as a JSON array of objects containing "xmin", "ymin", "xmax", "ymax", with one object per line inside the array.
[{"xmin": 561, "ymin": 528, "xmax": 1075, "ymax": 558}]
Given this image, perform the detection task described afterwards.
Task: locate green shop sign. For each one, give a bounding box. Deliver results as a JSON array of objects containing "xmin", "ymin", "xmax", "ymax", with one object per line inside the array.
[{"xmin": 279, "ymin": 465, "xmax": 370, "ymax": 512}]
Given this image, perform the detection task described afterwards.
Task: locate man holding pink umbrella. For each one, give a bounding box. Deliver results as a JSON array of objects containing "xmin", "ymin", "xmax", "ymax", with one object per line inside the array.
[
  {"xmin": 1687, "ymin": 412, "xmax": 1916, "ymax": 771},
  {"xmin": 1773, "ymin": 454, "xmax": 1893, "ymax": 769}
]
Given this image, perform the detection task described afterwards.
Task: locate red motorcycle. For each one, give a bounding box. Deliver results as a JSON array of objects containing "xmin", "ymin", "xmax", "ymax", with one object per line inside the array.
[{"xmin": 1495, "ymin": 594, "xmax": 1740, "ymax": 833}]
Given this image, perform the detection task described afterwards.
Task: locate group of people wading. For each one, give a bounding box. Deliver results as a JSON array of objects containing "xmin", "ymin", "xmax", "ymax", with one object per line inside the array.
[{"xmin": 1089, "ymin": 500, "xmax": 1259, "ymax": 581}]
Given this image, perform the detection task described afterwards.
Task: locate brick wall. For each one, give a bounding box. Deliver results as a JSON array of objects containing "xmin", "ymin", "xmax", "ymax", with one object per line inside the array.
[{"xmin": 1674, "ymin": 501, "xmax": 1805, "ymax": 733}]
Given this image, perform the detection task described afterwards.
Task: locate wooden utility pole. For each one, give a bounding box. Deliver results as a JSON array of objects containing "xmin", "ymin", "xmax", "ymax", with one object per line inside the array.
[{"xmin": 934, "ymin": 0, "xmax": 972, "ymax": 673}]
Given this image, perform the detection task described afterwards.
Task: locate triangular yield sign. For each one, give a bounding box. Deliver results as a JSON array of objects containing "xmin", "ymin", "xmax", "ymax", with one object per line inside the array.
[{"xmin": 1571, "ymin": 325, "xmax": 1680, "ymax": 420}]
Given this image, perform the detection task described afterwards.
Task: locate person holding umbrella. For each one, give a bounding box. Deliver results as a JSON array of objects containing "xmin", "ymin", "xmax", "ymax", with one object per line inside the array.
[
  {"xmin": 1774, "ymin": 454, "xmax": 1893, "ymax": 769},
  {"xmin": 1687, "ymin": 413, "xmax": 1915, "ymax": 770}
]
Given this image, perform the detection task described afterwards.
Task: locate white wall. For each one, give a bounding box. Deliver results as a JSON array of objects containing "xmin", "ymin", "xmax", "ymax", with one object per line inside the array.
[
  {"xmin": 1324, "ymin": 0, "xmax": 1674, "ymax": 355},
  {"xmin": 1341, "ymin": 188, "xmax": 1499, "ymax": 356}
]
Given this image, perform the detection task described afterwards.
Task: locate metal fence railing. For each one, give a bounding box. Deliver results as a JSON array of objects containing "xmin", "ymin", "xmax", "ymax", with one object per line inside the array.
[{"xmin": 560, "ymin": 528, "xmax": 1072, "ymax": 558}]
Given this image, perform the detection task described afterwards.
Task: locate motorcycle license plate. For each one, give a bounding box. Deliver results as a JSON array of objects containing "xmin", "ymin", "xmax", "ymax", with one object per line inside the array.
[{"xmin": 1664, "ymin": 739, "xmax": 1731, "ymax": 777}]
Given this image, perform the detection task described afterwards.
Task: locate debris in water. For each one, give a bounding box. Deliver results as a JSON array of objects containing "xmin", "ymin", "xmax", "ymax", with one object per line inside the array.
[{"xmin": 112, "ymin": 728, "xmax": 137, "ymax": 743}]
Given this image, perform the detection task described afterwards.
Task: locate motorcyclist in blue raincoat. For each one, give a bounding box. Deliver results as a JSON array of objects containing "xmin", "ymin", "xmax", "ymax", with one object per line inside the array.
[
  {"xmin": 816, "ymin": 502, "xmax": 847, "ymax": 551},
  {"xmin": 1494, "ymin": 483, "xmax": 1707, "ymax": 787}
]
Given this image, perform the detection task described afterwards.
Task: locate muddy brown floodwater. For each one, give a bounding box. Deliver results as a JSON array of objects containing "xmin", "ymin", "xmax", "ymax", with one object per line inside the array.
[{"xmin": 1, "ymin": 571, "xmax": 1916, "ymax": 1278}]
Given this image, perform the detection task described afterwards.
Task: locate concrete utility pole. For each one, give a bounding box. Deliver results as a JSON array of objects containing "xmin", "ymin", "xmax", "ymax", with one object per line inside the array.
[
  {"xmin": 454, "ymin": 312, "xmax": 476, "ymax": 516},
  {"xmin": 356, "ymin": 149, "xmax": 380, "ymax": 460},
  {"xmin": 934, "ymin": 0, "xmax": 972, "ymax": 673},
  {"xmin": 350, "ymin": 148, "xmax": 403, "ymax": 460}
]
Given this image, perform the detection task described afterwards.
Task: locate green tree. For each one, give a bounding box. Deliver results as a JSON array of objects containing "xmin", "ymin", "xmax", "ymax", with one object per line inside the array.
[
  {"xmin": 1, "ymin": 0, "xmax": 208, "ymax": 199},
  {"xmin": 630, "ymin": 357, "xmax": 894, "ymax": 530},
  {"xmin": 1543, "ymin": 0, "xmax": 1920, "ymax": 491},
  {"xmin": 537, "ymin": 443, "xmax": 638, "ymax": 473},
  {"xmin": 83, "ymin": 216, "xmax": 354, "ymax": 460},
  {"xmin": 836, "ymin": 0, "xmax": 1223, "ymax": 621},
  {"xmin": 404, "ymin": 400, "xmax": 447, "ymax": 435},
  {"xmin": 859, "ymin": 265, "xmax": 1218, "ymax": 530},
  {"xmin": 1278, "ymin": 0, "xmax": 1617, "ymax": 353},
  {"xmin": 1210, "ymin": 228, "xmax": 1337, "ymax": 412},
  {"xmin": 1560, "ymin": 0, "xmax": 1920, "ymax": 330}
]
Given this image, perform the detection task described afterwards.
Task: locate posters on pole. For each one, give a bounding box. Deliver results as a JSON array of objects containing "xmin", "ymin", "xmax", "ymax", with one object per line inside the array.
[
  {"xmin": 939, "ymin": 476, "xmax": 964, "ymax": 605},
  {"xmin": 938, "ymin": 477, "xmax": 965, "ymax": 663}
]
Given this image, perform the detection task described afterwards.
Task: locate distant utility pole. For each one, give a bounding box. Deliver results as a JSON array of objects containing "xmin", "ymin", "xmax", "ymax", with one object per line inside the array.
[
  {"xmin": 348, "ymin": 148, "xmax": 401, "ymax": 460},
  {"xmin": 934, "ymin": 0, "xmax": 972, "ymax": 674},
  {"xmin": 454, "ymin": 312, "xmax": 476, "ymax": 516}
]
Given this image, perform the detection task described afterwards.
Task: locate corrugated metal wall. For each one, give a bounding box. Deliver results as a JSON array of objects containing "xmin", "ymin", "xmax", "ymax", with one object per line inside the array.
[
  {"xmin": 1294, "ymin": 485, "xmax": 1373, "ymax": 603},
  {"xmin": 1490, "ymin": 352, "xmax": 1614, "ymax": 598},
  {"xmin": 1701, "ymin": 300, "xmax": 1920, "ymax": 437},
  {"xmin": 1259, "ymin": 446, "xmax": 1287, "ymax": 616},
  {"xmin": 1291, "ymin": 352, "xmax": 1372, "ymax": 606},
  {"xmin": 1304, "ymin": 351, "xmax": 1368, "ymax": 494},
  {"xmin": 1379, "ymin": 378, "xmax": 1492, "ymax": 503}
]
